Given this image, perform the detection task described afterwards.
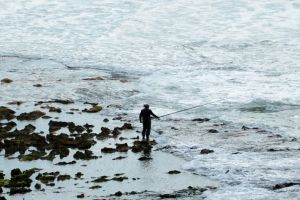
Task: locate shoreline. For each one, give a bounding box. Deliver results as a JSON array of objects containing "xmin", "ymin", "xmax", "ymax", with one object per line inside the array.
[{"xmin": 0, "ymin": 100, "xmax": 217, "ymax": 200}]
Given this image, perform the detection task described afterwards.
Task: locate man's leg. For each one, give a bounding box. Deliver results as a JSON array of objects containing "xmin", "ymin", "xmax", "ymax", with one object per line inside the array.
[
  {"xmin": 146, "ymin": 121, "xmax": 151, "ymax": 140},
  {"xmin": 142, "ymin": 123, "xmax": 146, "ymax": 140}
]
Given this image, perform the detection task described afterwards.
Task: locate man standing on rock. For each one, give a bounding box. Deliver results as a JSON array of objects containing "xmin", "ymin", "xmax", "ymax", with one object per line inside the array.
[{"xmin": 139, "ymin": 104, "xmax": 159, "ymax": 140}]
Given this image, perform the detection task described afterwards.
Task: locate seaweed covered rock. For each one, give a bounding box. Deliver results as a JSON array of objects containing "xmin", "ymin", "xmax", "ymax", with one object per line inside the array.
[
  {"xmin": 115, "ymin": 143, "xmax": 129, "ymax": 152},
  {"xmin": 0, "ymin": 107, "xmax": 15, "ymax": 121},
  {"xmin": 48, "ymin": 121, "xmax": 69, "ymax": 132},
  {"xmin": 131, "ymin": 140, "xmax": 156, "ymax": 153},
  {"xmin": 1, "ymin": 78, "xmax": 13, "ymax": 84},
  {"xmin": 18, "ymin": 150, "xmax": 47, "ymax": 161},
  {"xmin": 82, "ymin": 105, "xmax": 102, "ymax": 113},
  {"xmin": 96, "ymin": 127, "xmax": 111, "ymax": 140},
  {"xmin": 17, "ymin": 111, "xmax": 45, "ymax": 121},
  {"xmin": 36, "ymin": 172, "xmax": 59, "ymax": 184},
  {"xmin": 73, "ymin": 150, "xmax": 98, "ymax": 160},
  {"xmin": 119, "ymin": 123, "xmax": 133, "ymax": 130},
  {"xmin": 8, "ymin": 168, "xmax": 38, "ymax": 195},
  {"xmin": 57, "ymin": 175, "xmax": 71, "ymax": 181},
  {"xmin": 0, "ymin": 121, "xmax": 16, "ymax": 132},
  {"xmin": 101, "ymin": 147, "xmax": 116, "ymax": 153}
]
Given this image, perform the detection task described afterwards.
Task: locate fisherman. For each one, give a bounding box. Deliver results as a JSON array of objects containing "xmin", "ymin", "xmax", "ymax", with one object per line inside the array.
[{"xmin": 139, "ymin": 104, "xmax": 159, "ymax": 140}]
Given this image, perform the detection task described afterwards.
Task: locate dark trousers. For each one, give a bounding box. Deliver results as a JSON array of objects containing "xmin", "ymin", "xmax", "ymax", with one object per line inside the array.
[{"xmin": 142, "ymin": 120, "xmax": 151, "ymax": 139}]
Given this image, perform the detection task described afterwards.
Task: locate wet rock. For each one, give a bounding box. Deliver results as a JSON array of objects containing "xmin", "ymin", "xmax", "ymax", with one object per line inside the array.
[
  {"xmin": 96, "ymin": 127, "xmax": 111, "ymax": 140},
  {"xmin": 10, "ymin": 187, "xmax": 31, "ymax": 195},
  {"xmin": 92, "ymin": 176, "xmax": 110, "ymax": 183},
  {"xmin": 208, "ymin": 129, "xmax": 218, "ymax": 133},
  {"xmin": 36, "ymin": 172, "xmax": 59, "ymax": 184},
  {"xmin": 18, "ymin": 150, "xmax": 47, "ymax": 161},
  {"xmin": 89, "ymin": 185, "xmax": 102, "ymax": 189},
  {"xmin": 1, "ymin": 78, "xmax": 13, "ymax": 84},
  {"xmin": 35, "ymin": 99, "xmax": 74, "ymax": 106},
  {"xmin": 103, "ymin": 118, "xmax": 109, "ymax": 122},
  {"xmin": 57, "ymin": 175, "xmax": 71, "ymax": 181},
  {"xmin": 138, "ymin": 156, "xmax": 152, "ymax": 161},
  {"xmin": 83, "ymin": 76, "xmax": 104, "ymax": 81},
  {"xmin": 49, "ymin": 107, "xmax": 62, "ymax": 113},
  {"xmin": 82, "ymin": 105, "xmax": 102, "ymax": 113},
  {"xmin": 112, "ymin": 128, "xmax": 121, "ymax": 137},
  {"xmin": 113, "ymin": 156, "xmax": 127, "ymax": 160},
  {"xmin": 132, "ymin": 140, "xmax": 154, "ymax": 153},
  {"xmin": 272, "ymin": 182, "xmax": 300, "ymax": 190},
  {"xmin": 7, "ymin": 101, "xmax": 24, "ymax": 106},
  {"xmin": 114, "ymin": 191, "xmax": 122, "ymax": 196},
  {"xmin": 192, "ymin": 118, "xmax": 210, "ymax": 122},
  {"xmin": 112, "ymin": 176, "xmax": 128, "ymax": 182},
  {"xmin": 200, "ymin": 149, "xmax": 214, "ymax": 154},
  {"xmin": 119, "ymin": 123, "xmax": 133, "ymax": 130},
  {"xmin": 0, "ymin": 107, "xmax": 15, "ymax": 121},
  {"xmin": 73, "ymin": 150, "xmax": 97, "ymax": 160},
  {"xmin": 34, "ymin": 183, "xmax": 41, "ymax": 190},
  {"xmin": 168, "ymin": 170, "xmax": 181, "ymax": 174},
  {"xmin": 159, "ymin": 194, "xmax": 178, "ymax": 199},
  {"xmin": 101, "ymin": 147, "xmax": 116, "ymax": 153},
  {"xmin": 33, "ymin": 84, "xmax": 42, "ymax": 87},
  {"xmin": 77, "ymin": 193, "xmax": 85, "ymax": 198},
  {"xmin": 0, "ymin": 121, "xmax": 16, "ymax": 132},
  {"xmin": 242, "ymin": 126, "xmax": 250, "ymax": 130},
  {"xmin": 17, "ymin": 111, "xmax": 45, "ymax": 121},
  {"xmin": 55, "ymin": 161, "xmax": 76, "ymax": 166},
  {"xmin": 116, "ymin": 143, "xmax": 129, "ymax": 152},
  {"xmin": 48, "ymin": 121, "xmax": 69, "ymax": 132},
  {"xmin": 75, "ymin": 172, "xmax": 83, "ymax": 178}
]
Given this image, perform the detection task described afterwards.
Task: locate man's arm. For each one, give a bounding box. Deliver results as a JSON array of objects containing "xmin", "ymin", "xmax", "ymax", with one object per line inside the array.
[{"xmin": 150, "ymin": 110, "xmax": 159, "ymax": 118}]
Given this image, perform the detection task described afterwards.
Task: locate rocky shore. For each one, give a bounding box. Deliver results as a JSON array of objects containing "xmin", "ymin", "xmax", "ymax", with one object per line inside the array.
[{"xmin": 0, "ymin": 100, "xmax": 215, "ymax": 199}]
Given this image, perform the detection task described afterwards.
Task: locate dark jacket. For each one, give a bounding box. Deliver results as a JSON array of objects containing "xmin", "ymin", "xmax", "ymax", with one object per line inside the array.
[{"xmin": 139, "ymin": 108, "xmax": 158, "ymax": 123}]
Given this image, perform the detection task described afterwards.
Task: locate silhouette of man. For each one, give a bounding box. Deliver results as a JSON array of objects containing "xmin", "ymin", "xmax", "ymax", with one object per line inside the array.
[{"xmin": 139, "ymin": 104, "xmax": 159, "ymax": 140}]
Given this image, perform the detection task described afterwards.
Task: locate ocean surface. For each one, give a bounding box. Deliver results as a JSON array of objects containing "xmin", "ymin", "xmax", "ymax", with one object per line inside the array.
[{"xmin": 0, "ymin": 0, "xmax": 300, "ymax": 199}]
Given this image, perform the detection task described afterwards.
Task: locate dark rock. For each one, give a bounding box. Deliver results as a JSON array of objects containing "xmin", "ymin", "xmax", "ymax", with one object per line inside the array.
[
  {"xmin": 73, "ymin": 150, "xmax": 97, "ymax": 160},
  {"xmin": 200, "ymin": 149, "xmax": 214, "ymax": 154},
  {"xmin": 0, "ymin": 196, "xmax": 6, "ymax": 200},
  {"xmin": 96, "ymin": 127, "xmax": 111, "ymax": 140},
  {"xmin": 10, "ymin": 187, "xmax": 31, "ymax": 195},
  {"xmin": 17, "ymin": 111, "xmax": 45, "ymax": 121},
  {"xmin": 36, "ymin": 172, "xmax": 59, "ymax": 184},
  {"xmin": 55, "ymin": 161, "xmax": 76, "ymax": 165},
  {"xmin": 18, "ymin": 150, "xmax": 47, "ymax": 161},
  {"xmin": 192, "ymin": 118, "xmax": 210, "ymax": 122},
  {"xmin": 33, "ymin": 84, "xmax": 42, "ymax": 87},
  {"xmin": 92, "ymin": 176, "xmax": 110, "ymax": 183},
  {"xmin": 138, "ymin": 156, "xmax": 152, "ymax": 161},
  {"xmin": 82, "ymin": 105, "xmax": 102, "ymax": 113},
  {"xmin": 116, "ymin": 143, "xmax": 129, "ymax": 152},
  {"xmin": 103, "ymin": 118, "xmax": 109, "ymax": 122},
  {"xmin": 89, "ymin": 185, "xmax": 102, "ymax": 189},
  {"xmin": 75, "ymin": 172, "xmax": 83, "ymax": 178},
  {"xmin": 171, "ymin": 127, "xmax": 178, "ymax": 130},
  {"xmin": 57, "ymin": 175, "xmax": 71, "ymax": 181},
  {"xmin": 48, "ymin": 121, "xmax": 68, "ymax": 132},
  {"xmin": 114, "ymin": 191, "xmax": 122, "ymax": 196},
  {"xmin": 7, "ymin": 101, "xmax": 24, "ymax": 106},
  {"xmin": 35, "ymin": 99, "xmax": 74, "ymax": 106},
  {"xmin": 272, "ymin": 183, "xmax": 300, "ymax": 190},
  {"xmin": 168, "ymin": 170, "xmax": 181, "ymax": 174},
  {"xmin": 42, "ymin": 116, "xmax": 52, "ymax": 119},
  {"xmin": 120, "ymin": 123, "xmax": 133, "ymax": 130},
  {"xmin": 0, "ymin": 107, "xmax": 15, "ymax": 121},
  {"xmin": 113, "ymin": 156, "xmax": 127, "ymax": 160},
  {"xmin": 242, "ymin": 126, "xmax": 250, "ymax": 130},
  {"xmin": 0, "ymin": 187, "xmax": 2, "ymax": 193},
  {"xmin": 0, "ymin": 121, "xmax": 16, "ymax": 132},
  {"xmin": 35, "ymin": 183, "xmax": 41, "ymax": 190},
  {"xmin": 132, "ymin": 140, "xmax": 155, "ymax": 153},
  {"xmin": 49, "ymin": 107, "xmax": 62, "ymax": 113},
  {"xmin": 77, "ymin": 193, "xmax": 85, "ymax": 198},
  {"xmin": 112, "ymin": 128, "xmax": 121, "ymax": 137},
  {"xmin": 208, "ymin": 129, "xmax": 218, "ymax": 133},
  {"xmin": 159, "ymin": 194, "xmax": 178, "ymax": 199},
  {"xmin": 112, "ymin": 176, "xmax": 128, "ymax": 182},
  {"xmin": 113, "ymin": 116, "xmax": 122, "ymax": 120},
  {"xmin": 101, "ymin": 147, "xmax": 116, "ymax": 153},
  {"xmin": 1, "ymin": 78, "xmax": 13, "ymax": 84}
]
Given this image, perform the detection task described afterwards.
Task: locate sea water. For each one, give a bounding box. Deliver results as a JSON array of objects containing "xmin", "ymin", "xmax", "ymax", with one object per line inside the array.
[{"xmin": 0, "ymin": 0, "xmax": 300, "ymax": 199}]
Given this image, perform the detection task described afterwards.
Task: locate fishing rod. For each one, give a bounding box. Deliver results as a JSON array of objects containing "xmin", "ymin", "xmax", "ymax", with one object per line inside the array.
[{"xmin": 158, "ymin": 98, "xmax": 226, "ymax": 118}]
